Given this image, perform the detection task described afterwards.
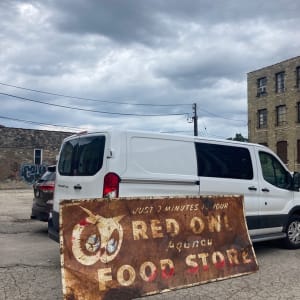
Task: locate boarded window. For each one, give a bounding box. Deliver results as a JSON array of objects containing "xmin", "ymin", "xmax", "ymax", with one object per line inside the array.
[
  {"xmin": 297, "ymin": 140, "xmax": 300, "ymax": 163},
  {"xmin": 34, "ymin": 149, "xmax": 43, "ymax": 165},
  {"xmin": 276, "ymin": 141, "xmax": 287, "ymax": 164},
  {"xmin": 297, "ymin": 102, "xmax": 300, "ymax": 123},
  {"xmin": 296, "ymin": 66, "xmax": 300, "ymax": 89}
]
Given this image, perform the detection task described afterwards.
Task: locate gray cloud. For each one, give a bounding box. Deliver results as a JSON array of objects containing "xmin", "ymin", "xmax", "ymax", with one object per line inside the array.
[
  {"xmin": 0, "ymin": 0, "xmax": 299, "ymax": 139},
  {"xmin": 40, "ymin": 0, "xmax": 300, "ymax": 46}
]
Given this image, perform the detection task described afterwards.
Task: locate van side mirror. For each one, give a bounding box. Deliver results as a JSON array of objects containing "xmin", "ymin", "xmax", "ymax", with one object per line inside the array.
[{"xmin": 293, "ymin": 172, "xmax": 300, "ymax": 191}]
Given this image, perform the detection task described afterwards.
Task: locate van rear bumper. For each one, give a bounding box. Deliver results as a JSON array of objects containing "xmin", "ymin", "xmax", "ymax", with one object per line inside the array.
[{"xmin": 48, "ymin": 211, "xmax": 59, "ymax": 243}]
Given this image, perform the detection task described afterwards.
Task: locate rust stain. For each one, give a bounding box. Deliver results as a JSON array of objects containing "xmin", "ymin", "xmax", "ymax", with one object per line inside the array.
[{"xmin": 60, "ymin": 195, "xmax": 258, "ymax": 300}]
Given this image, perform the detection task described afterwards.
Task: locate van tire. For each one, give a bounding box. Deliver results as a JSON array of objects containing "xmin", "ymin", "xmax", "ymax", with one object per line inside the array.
[{"xmin": 284, "ymin": 215, "xmax": 300, "ymax": 249}]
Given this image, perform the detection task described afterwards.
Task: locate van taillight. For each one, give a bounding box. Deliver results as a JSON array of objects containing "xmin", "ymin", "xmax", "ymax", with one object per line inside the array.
[{"xmin": 103, "ymin": 173, "xmax": 120, "ymax": 198}]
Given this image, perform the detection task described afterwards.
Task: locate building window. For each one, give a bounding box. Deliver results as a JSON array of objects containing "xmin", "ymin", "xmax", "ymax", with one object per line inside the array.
[
  {"xmin": 257, "ymin": 77, "xmax": 267, "ymax": 96},
  {"xmin": 257, "ymin": 109, "xmax": 267, "ymax": 128},
  {"xmin": 34, "ymin": 149, "xmax": 43, "ymax": 165},
  {"xmin": 276, "ymin": 141, "xmax": 287, "ymax": 164},
  {"xmin": 297, "ymin": 102, "xmax": 300, "ymax": 123},
  {"xmin": 276, "ymin": 105, "xmax": 287, "ymax": 126},
  {"xmin": 297, "ymin": 140, "xmax": 300, "ymax": 163},
  {"xmin": 276, "ymin": 71, "xmax": 285, "ymax": 93},
  {"xmin": 297, "ymin": 67, "xmax": 300, "ymax": 89}
]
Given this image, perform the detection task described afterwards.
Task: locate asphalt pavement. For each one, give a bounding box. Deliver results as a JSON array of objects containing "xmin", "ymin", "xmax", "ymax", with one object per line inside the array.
[{"xmin": 0, "ymin": 189, "xmax": 300, "ymax": 300}]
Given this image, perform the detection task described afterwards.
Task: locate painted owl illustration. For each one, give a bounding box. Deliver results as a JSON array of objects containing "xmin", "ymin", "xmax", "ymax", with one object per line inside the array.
[{"xmin": 71, "ymin": 206, "xmax": 125, "ymax": 266}]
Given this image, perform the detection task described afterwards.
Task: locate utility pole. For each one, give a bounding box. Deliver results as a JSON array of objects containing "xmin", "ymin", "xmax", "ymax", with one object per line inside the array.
[{"xmin": 192, "ymin": 103, "xmax": 198, "ymax": 136}]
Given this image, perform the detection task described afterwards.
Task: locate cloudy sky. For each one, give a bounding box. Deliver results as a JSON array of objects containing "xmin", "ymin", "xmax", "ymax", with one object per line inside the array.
[{"xmin": 1, "ymin": 0, "xmax": 300, "ymax": 139}]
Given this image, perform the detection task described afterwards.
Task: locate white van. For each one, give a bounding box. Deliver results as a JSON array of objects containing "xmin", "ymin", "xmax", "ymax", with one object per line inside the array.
[{"xmin": 48, "ymin": 130, "xmax": 300, "ymax": 248}]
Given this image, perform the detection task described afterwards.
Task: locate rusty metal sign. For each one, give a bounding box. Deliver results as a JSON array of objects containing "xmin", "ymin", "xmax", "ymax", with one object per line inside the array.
[{"xmin": 60, "ymin": 195, "xmax": 258, "ymax": 300}]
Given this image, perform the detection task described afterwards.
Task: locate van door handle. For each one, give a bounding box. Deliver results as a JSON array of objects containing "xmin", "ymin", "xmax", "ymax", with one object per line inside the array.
[
  {"xmin": 261, "ymin": 188, "xmax": 270, "ymax": 192},
  {"xmin": 74, "ymin": 184, "xmax": 82, "ymax": 190},
  {"xmin": 248, "ymin": 186, "xmax": 257, "ymax": 191}
]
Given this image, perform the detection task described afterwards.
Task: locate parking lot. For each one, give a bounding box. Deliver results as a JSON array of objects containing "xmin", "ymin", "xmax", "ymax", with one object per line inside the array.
[{"xmin": 1, "ymin": 189, "xmax": 300, "ymax": 300}]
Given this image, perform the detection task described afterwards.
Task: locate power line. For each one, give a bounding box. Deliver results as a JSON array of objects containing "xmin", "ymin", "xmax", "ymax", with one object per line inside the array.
[
  {"xmin": 0, "ymin": 92, "xmax": 188, "ymax": 117},
  {"xmin": 0, "ymin": 115, "xmax": 84, "ymax": 131},
  {"xmin": 0, "ymin": 113, "xmax": 199, "ymax": 136},
  {"xmin": 0, "ymin": 82, "xmax": 247, "ymax": 123},
  {"xmin": 198, "ymin": 107, "xmax": 247, "ymax": 123},
  {"xmin": 160, "ymin": 130, "xmax": 192, "ymax": 134},
  {"xmin": 0, "ymin": 82, "xmax": 190, "ymax": 107},
  {"xmin": 0, "ymin": 114, "xmax": 242, "ymax": 140}
]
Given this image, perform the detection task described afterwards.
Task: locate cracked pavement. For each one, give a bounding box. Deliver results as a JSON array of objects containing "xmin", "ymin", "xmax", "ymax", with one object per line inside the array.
[
  {"xmin": 0, "ymin": 189, "xmax": 300, "ymax": 300},
  {"xmin": 0, "ymin": 189, "xmax": 62, "ymax": 300}
]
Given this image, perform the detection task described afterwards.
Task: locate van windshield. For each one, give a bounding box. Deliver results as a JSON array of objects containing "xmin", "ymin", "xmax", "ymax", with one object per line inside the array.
[{"xmin": 58, "ymin": 136, "xmax": 106, "ymax": 176}]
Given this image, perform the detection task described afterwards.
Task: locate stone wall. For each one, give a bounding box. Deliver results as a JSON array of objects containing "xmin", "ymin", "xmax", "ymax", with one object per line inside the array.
[{"xmin": 0, "ymin": 126, "xmax": 72, "ymax": 186}]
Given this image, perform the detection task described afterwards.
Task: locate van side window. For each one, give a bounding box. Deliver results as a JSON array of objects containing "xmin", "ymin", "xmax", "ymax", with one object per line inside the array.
[
  {"xmin": 195, "ymin": 143, "xmax": 253, "ymax": 179},
  {"xmin": 58, "ymin": 136, "xmax": 105, "ymax": 176},
  {"xmin": 259, "ymin": 151, "xmax": 291, "ymax": 189}
]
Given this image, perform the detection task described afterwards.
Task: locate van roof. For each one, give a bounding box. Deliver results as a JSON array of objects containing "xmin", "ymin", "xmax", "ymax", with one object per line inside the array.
[{"xmin": 66, "ymin": 129, "xmax": 264, "ymax": 148}]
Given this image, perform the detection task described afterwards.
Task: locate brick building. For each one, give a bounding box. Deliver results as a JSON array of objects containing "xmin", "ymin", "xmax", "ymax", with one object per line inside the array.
[
  {"xmin": 0, "ymin": 126, "xmax": 72, "ymax": 184},
  {"xmin": 248, "ymin": 56, "xmax": 300, "ymax": 172}
]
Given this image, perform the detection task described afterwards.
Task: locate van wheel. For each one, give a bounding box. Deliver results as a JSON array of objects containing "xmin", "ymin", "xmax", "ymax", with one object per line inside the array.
[{"xmin": 284, "ymin": 216, "xmax": 300, "ymax": 249}]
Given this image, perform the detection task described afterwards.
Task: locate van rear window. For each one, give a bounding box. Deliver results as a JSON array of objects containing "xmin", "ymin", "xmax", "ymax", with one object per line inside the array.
[
  {"xmin": 195, "ymin": 142, "xmax": 253, "ymax": 180},
  {"xmin": 58, "ymin": 136, "xmax": 105, "ymax": 176}
]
